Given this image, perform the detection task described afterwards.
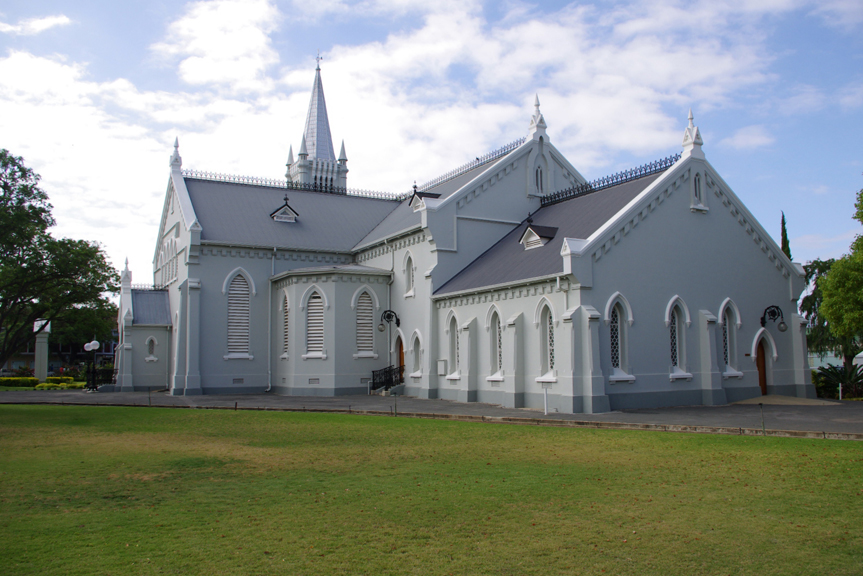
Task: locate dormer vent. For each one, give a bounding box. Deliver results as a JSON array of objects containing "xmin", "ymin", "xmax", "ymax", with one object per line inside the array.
[
  {"xmin": 271, "ymin": 195, "xmax": 299, "ymax": 223},
  {"xmin": 519, "ymin": 225, "xmax": 557, "ymax": 250}
]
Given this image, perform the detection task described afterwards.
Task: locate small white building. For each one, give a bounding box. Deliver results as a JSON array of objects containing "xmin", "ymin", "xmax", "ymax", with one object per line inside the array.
[{"xmin": 114, "ymin": 64, "xmax": 814, "ymax": 412}]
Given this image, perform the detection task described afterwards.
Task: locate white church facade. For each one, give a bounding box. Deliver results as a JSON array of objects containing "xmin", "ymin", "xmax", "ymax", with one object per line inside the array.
[{"xmin": 114, "ymin": 64, "xmax": 815, "ymax": 413}]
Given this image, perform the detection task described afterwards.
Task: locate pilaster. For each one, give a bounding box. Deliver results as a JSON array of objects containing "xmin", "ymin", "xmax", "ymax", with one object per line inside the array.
[
  {"xmin": 184, "ymin": 278, "xmax": 202, "ymax": 395},
  {"xmin": 697, "ymin": 310, "xmax": 725, "ymax": 405}
]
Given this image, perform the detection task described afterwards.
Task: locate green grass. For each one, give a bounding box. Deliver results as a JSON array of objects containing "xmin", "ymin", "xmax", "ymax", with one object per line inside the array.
[{"xmin": 1, "ymin": 405, "xmax": 861, "ymax": 576}]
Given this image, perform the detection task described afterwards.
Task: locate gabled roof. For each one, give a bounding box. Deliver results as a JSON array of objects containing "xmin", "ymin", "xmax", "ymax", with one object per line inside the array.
[
  {"xmin": 435, "ymin": 173, "xmax": 663, "ymax": 295},
  {"xmin": 352, "ymin": 199, "xmax": 421, "ymax": 251},
  {"xmin": 130, "ymin": 290, "xmax": 172, "ymax": 326},
  {"xmin": 185, "ymin": 178, "xmax": 400, "ymax": 252}
]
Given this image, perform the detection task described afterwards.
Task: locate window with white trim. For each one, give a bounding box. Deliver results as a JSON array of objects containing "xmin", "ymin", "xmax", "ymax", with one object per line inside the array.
[
  {"xmin": 540, "ymin": 305, "xmax": 554, "ymax": 375},
  {"xmin": 412, "ymin": 336, "xmax": 421, "ymax": 375},
  {"xmin": 306, "ymin": 292, "xmax": 324, "ymax": 354},
  {"xmin": 721, "ymin": 307, "xmax": 742, "ymax": 377},
  {"xmin": 448, "ymin": 316, "xmax": 459, "ymax": 376},
  {"xmin": 669, "ymin": 305, "xmax": 686, "ymax": 373},
  {"xmin": 282, "ymin": 294, "xmax": 289, "ymax": 359},
  {"xmin": 535, "ymin": 166, "xmax": 543, "ymax": 193},
  {"xmin": 227, "ymin": 274, "xmax": 250, "ymax": 355},
  {"xmin": 490, "ymin": 311, "xmax": 502, "ymax": 375},
  {"xmin": 356, "ymin": 292, "xmax": 374, "ymax": 353},
  {"xmin": 610, "ymin": 305, "xmax": 622, "ymax": 369},
  {"xmin": 405, "ymin": 255, "xmax": 414, "ymax": 296},
  {"xmin": 147, "ymin": 338, "xmax": 155, "ymax": 356}
]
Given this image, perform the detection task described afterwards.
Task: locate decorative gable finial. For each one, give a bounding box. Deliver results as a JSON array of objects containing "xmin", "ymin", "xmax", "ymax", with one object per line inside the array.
[
  {"xmin": 682, "ymin": 108, "xmax": 704, "ymax": 159},
  {"xmin": 169, "ymin": 137, "xmax": 182, "ymax": 169},
  {"xmin": 528, "ymin": 93, "xmax": 548, "ymax": 140}
]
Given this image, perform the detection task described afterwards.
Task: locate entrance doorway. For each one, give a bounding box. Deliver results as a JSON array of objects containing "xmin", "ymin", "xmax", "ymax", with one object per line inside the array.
[
  {"xmin": 396, "ymin": 337, "xmax": 405, "ymax": 383},
  {"xmin": 756, "ymin": 340, "xmax": 767, "ymax": 395}
]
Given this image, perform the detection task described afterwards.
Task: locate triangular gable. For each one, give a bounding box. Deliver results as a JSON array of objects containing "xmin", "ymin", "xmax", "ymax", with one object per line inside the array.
[
  {"xmin": 270, "ymin": 196, "xmax": 300, "ymax": 222},
  {"xmin": 519, "ymin": 225, "xmax": 558, "ymax": 249},
  {"xmin": 409, "ymin": 191, "xmax": 441, "ymax": 212}
]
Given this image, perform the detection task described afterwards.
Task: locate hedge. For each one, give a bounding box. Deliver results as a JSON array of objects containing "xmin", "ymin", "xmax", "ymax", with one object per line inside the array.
[
  {"xmin": 46, "ymin": 376, "xmax": 74, "ymax": 384},
  {"xmin": 35, "ymin": 383, "xmax": 64, "ymax": 390},
  {"xmin": 0, "ymin": 377, "xmax": 39, "ymax": 388}
]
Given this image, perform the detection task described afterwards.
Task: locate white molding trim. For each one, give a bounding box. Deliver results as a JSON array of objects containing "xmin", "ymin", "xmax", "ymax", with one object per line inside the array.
[
  {"xmin": 533, "ymin": 296, "xmax": 557, "ymax": 328},
  {"xmin": 221, "ymin": 267, "xmax": 257, "ymax": 296},
  {"xmin": 664, "ymin": 295, "xmax": 691, "ymax": 327},
  {"xmin": 485, "ymin": 304, "xmax": 503, "ymax": 332},
  {"xmin": 718, "ymin": 297, "xmax": 742, "ymax": 328},
  {"xmin": 350, "ymin": 284, "xmax": 380, "ymax": 310},
  {"xmin": 751, "ymin": 328, "xmax": 779, "ymax": 362},
  {"xmin": 280, "ymin": 289, "xmax": 290, "ymax": 311},
  {"xmin": 401, "ymin": 249, "xmax": 414, "ymax": 273},
  {"xmin": 300, "ymin": 284, "xmax": 329, "ymax": 311},
  {"xmin": 604, "ymin": 292, "xmax": 634, "ymax": 326},
  {"xmin": 409, "ymin": 329, "xmax": 423, "ymax": 352}
]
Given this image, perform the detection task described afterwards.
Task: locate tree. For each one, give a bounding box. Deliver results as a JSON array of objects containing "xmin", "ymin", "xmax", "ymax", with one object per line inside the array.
[
  {"xmin": 50, "ymin": 300, "xmax": 118, "ymax": 365},
  {"xmin": 0, "ymin": 149, "xmax": 118, "ymax": 368},
  {"xmin": 780, "ymin": 211, "xmax": 792, "ymax": 260}
]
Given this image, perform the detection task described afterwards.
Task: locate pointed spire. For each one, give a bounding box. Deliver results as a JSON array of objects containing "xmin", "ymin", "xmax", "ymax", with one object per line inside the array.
[
  {"xmin": 286, "ymin": 145, "xmax": 294, "ymax": 166},
  {"xmin": 528, "ymin": 93, "xmax": 548, "ymax": 140},
  {"xmin": 169, "ymin": 137, "xmax": 182, "ymax": 169},
  {"xmin": 682, "ymin": 108, "xmax": 704, "ymax": 159},
  {"xmin": 120, "ymin": 258, "xmax": 132, "ymax": 287},
  {"xmin": 338, "ymin": 140, "xmax": 347, "ymax": 163},
  {"xmin": 302, "ymin": 60, "xmax": 337, "ymax": 161},
  {"xmin": 298, "ymin": 134, "xmax": 308, "ymax": 157}
]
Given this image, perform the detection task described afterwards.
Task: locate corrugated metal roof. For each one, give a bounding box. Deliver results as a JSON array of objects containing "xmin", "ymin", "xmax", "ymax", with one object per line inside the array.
[
  {"xmin": 272, "ymin": 263, "xmax": 391, "ymax": 279},
  {"xmin": 435, "ymin": 173, "xmax": 662, "ymax": 295},
  {"xmin": 131, "ymin": 290, "xmax": 172, "ymax": 326},
  {"xmin": 352, "ymin": 200, "xmax": 421, "ymax": 250},
  {"xmin": 185, "ymin": 178, "xmax": 400, "ymax": 252}
]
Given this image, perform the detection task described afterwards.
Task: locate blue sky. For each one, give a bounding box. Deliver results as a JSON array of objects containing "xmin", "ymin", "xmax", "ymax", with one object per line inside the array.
[{"xmin": 1, "ymin": 0, "xmax": 861, "ymax": 284}]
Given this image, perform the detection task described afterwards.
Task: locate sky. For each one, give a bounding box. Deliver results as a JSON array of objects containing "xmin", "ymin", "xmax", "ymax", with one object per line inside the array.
[{"xmin": 1, "ymin": 0, "xmax": 862, "ymax": 286}]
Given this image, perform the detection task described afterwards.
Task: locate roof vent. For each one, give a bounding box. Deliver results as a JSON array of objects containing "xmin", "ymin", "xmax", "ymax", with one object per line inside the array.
[
  {"xmin": 271, "ymin": 194, "xmax": 299, "ymax": 223},
  {"xmin": 519, "ymin": 225, "xmax": 557, "ymax": 250}
]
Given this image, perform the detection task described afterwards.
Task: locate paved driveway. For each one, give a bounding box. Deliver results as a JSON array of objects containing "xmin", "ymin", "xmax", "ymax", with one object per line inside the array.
[{"xmin": 2, "ymin": 390, "xmax": 861, "ymax": 438}]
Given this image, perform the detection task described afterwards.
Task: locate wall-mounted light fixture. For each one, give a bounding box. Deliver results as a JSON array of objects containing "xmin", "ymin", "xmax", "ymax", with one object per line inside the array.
[
  {"xmin": 760, "ymin": 305, "xmax": 787, "ymax": 332},
  {"xmin": 378, "ymin": 310, "xmax": 400, "ymax": 332}
]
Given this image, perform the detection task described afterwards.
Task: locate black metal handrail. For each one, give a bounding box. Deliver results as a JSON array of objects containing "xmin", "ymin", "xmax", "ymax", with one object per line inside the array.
[
  {"xmin": 416, "ymin": 137, "xmax": 526, "ymax": 192},
  {"xmin": 85, "ymin": 366, "xmax": 116, "ymax": 391},
  {"xmin": 540, "ymin": 153, "xmax": 681, "ymax": 207},
  {"xmin": 370, "ymin": 365, "xmax": 405, "ymax": 392}
]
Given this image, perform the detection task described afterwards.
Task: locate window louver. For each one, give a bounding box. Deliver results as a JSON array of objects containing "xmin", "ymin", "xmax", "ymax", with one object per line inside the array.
[
  {"xmin": 306, "ymin": 293, "xmax": 324, "ymax": 353},
  {"xmin": 356, "ymin": 292, "xmax": 374, "ymax": 352},
  {"xmin": 283, "ymin": 295, "xmax": 289, "ymax": 355},
  {"xmin": 227, "ymin": 275, "xmax": 250, "ymax": 354}
]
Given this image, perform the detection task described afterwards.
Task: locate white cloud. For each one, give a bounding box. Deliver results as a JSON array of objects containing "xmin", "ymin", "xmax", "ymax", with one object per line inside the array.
[
  {"xmin": 151, "ymin": 0, "xmax": 280, "ymax": 92},
  {"xmin": 810, "ymin": 0, "xmax": 863, "ymax": 29},
  {"xmin": 719, "ymin": 125, "xmax": 775, "ymax": 149},
  {"xmin": 793, "ymin": 230, "xmax": 860, "ymax": 262},
  {"xmin": 0, "ymin": 15, "xmax": 71, "ymax": 35},
  {"xmin": 838, "ymin": 82, "xmax": 863, "ymax": 109}
]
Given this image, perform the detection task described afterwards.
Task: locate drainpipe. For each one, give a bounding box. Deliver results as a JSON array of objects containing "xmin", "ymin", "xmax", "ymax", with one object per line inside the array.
[
  {"xmin": 266, "ymin": 246, "xmax": 275, "ymax": 392},
  {"xmin": 386, "ymin": 238, "xmax": 393, "ymax": 367}
]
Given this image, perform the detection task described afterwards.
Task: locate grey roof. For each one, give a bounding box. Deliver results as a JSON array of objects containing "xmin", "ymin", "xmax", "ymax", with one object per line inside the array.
[
  {"xmin": 185, "ymin": 178, "xmax": 400, "ymax": 252},
  {"xmin": 303, "ymin": 65, "xmax": 336, "ymax": 161},
  {"xmin": 435, "ymin": 173, "xmax": 662, "ymax": 295},
  {"xmin": 421, "ymin": 157, "xmax": 507, "ymax": 199},
  {"xmin": 272, "ymin": 263, "xmax": 391, "ymax": 279},
  {"xmin": 131, "ymin": 290, "xmax": 172, "ymax": 325},
  {"xmin": 353, "ymin": 200, "xmax": 421, "ymax": 250}
]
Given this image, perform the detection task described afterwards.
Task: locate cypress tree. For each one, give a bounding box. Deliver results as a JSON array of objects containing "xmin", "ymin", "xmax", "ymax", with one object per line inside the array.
[{"xmin": 781, "ymin": 211, "xmax": 792, "ymax": 260}]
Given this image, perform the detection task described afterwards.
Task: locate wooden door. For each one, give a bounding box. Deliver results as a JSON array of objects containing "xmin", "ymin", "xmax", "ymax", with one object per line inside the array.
[
  {"xmin": 756, "ymin": 341, "xmax": 767, "ymax": 395},
  {"xmin": 397, "ymin": 338, "xmax": 405, "ymax": 383}
]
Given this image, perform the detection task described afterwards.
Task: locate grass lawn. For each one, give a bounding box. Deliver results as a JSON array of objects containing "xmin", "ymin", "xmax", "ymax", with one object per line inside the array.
[{"xmin": 1, "ymin": 405, "xmax": 861, "ymax": 575}]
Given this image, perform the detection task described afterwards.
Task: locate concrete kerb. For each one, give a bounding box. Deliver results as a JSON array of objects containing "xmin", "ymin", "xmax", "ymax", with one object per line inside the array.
[{"xmin": 4, "ymin": 400, "xmax": 863, "ymax": 441}]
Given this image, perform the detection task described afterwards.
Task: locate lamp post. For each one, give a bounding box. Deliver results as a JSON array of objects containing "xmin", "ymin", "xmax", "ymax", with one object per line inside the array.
[
  {"xmin": 760, "ymin": 306, "xmax": 787, "ymax": 332},
  {"xmin": 83, "ymin": 339, "xmax": 100, "ymax": 391}
]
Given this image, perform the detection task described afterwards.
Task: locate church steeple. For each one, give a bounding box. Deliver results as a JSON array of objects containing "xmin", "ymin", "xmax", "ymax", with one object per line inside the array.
[{"xmin": 302, "ymin": 56, "xmax": 336, "ymax": 162}]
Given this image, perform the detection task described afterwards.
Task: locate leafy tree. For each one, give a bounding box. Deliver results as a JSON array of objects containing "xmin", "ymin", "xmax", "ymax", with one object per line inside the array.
[
  {"xmin": 0, "ymin": 149, "xmax": 118, "ymax": 368},
  {"xmin": 780, "ymin": 211, "xmax": 792, "ymax": 260},
  {"xmin": 49, "ymin": 300, "xmax": 118, "ymax": 365}
]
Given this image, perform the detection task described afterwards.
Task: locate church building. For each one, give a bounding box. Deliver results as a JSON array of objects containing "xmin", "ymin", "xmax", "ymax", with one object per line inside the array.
[{"xmin": 114, "ymin": 63, "xmax": 815, "ymax": 413}]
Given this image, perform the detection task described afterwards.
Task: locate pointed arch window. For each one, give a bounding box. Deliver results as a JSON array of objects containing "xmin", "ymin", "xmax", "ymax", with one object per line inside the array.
[
  {"xmin": 691, "ymin": 172, "xmax": 708, "ymax": 212},
  {"xmin": 535, "ymin": 166, "xmax": 543, "ymax": 193},
  {"xmin": 540, "ymin": 305, "xmax": 554, "ymax": 376},
  {"xmin": 281, "ymin": 294, "xmax": 289, "ymax": 360},
  {"xmin": 668, "ymin": 305, "xmax": 691, "ymax": 380},
  {"xmin": 447, "ymin": 316, "xmax": 460, "ymax": 378},
  {"xmin": 404, "ymin": 255, "xmax": 415, "ymax": 298},
  {"xmin": 409, "ymin": 333, "xmax": 422, "ymax": 378},
  {"xmin": 490, "ymin": 311, "xmax": 502, "ymax": 377},
  {"xmin": 305, "ymin": 292, "xmax": 325, "ymax": 358},
  {"xmin": 720, "ymin": 306, "xmax": 743, "ymax": 378},
  {"xmin": 355, "ymin": 292, "xmax": 375, "ymax": 356},
  {"xmin": 226, "ymin": 274, "xmax": 251, "ymax": 359}
]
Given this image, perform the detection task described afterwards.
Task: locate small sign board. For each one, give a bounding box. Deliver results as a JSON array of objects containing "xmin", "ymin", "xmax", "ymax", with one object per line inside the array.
[{"xmin": 33, "ymin": 319, "xmax": 51, "ymax": 333}]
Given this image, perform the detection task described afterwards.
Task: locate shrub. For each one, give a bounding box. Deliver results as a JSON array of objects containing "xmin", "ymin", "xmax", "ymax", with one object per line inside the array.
[
  {"xmin": 66, "ymin": 381, "xmax": 86, "ymax": 389},
  {"xmin": 0, "ymin": 377, "xmax": 39, "ymax": 388},
  {"xmin": 46, "ymin": 376, "xmax": 74, "ymax": 384},
  {"xmin": 13, "ymin": 366, "xmax": 34, "ymax": 377},
  {"xmin": 815, "ymin": 364, "xmax": 863, "ymax": 399},
  {"xmin": 62, "ymin": 367, "xmax": 82, "ymax": 380},
  {"xmin": 35, "ymin": 383, "xmax": 65, "ymax": 390}
]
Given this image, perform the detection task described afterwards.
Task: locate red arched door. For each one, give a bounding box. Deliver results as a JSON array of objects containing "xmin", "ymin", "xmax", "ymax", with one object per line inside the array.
[{"xmin": 756, "ymin": 341, "xmax": 767, "ymax": 395}]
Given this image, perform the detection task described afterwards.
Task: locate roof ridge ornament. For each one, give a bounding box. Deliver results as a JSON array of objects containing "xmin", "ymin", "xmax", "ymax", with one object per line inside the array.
[
  {"xmin": 169, "ymin": 137, "xmax": 182, "ymax": 169},
  {"xmin": 682, "ymin": 108, "xmax": 704, "ymax": 159},
  {"xmin": 528, "ymin": 93, "xmax": 548, "ymax": 140}
]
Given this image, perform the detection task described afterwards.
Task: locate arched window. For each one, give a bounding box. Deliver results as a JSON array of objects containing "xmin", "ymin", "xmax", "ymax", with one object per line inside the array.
[
  {"xmin": 535, "ymin": 166, "xmax": 543, "ymax": 193},
  {"xmin": 607, "ymin": 301, "xmax": 636, "ymax": 382},
  {"xmin": 147, "ymin": 338, "xmax": 155, "ymax": 356},
  {"xmin": 694, "ymin": 173, "xmax": 702, "ymax": 205},
  {"xmin": 720, "ymin": 305, "xmax": 743, "ymax": 377},
  {"xmin": 227, "ymin": 274, "xmax": 250, "ymax": 355},
  {"xmin": 306, "ymin": 292, "xmax": 324, "ymax": 354},
  {"xmin": 540, "ymin": 305, "xmax": 554, "ymax": 375},
  {"xmin": 449, "ymin": 316, "xmax": 459, "ymax": 375},
  {"xmin": 282, "ymin": 294, "xmax": 289, "ymax": 359},
  {"xmin": 610, "ymin": 304, "xmax": 622, "ymax": 369},
  {"xmin": 490, "ymin": 311, "xmax": 502, "ymax": 375},
  {"xmin": 412, "ymin": 336, "xmax": 421, "ymax": 374},
  {"xmin": 356, "ymin": 292, "xmax": 374, "ymax": 353},
  {"xmin": 669, "ymin": 304, "xmax": 687, "ymax": 375},
  {"xmin": 405, "ymin": 255, "xmax": 414, "ymax": 296}
]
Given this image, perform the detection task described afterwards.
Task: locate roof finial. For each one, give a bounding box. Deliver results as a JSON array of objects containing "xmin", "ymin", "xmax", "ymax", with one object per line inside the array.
[
  {"xmin": 534, "ymin": 94, "xmax": 540, "ymax": 112},
  {"xmin": 682, "ymin": 107, "xmax": 704, "ymax": 158},
  {"xmin": 688, "ymin": 108, "xmax": 694, "ymax": 128},
  {"xmin": 528, "ymin": 94, "xmax": 547, "ymax": 140},
  {"xmin": 284, "ymin": 194, "xmax": 289, "ymax": 205},
  {"xmin": 316, "ymin": 50, "xmax": 322, "ymax": 70},
  {"xmin": 169, "ymin": 136, "xmax": 182, "ymax": 169}
]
